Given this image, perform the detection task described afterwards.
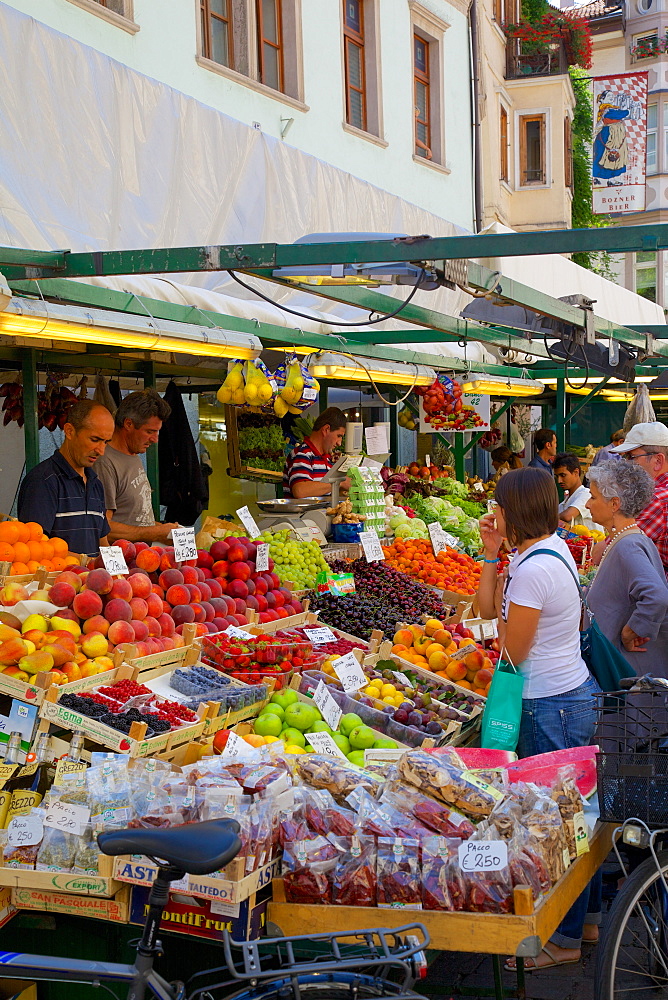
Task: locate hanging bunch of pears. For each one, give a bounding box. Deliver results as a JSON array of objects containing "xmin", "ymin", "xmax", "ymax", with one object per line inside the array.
[{"xmin": 217, "ymin": 359, "xmax": 277, "ymax": 408}]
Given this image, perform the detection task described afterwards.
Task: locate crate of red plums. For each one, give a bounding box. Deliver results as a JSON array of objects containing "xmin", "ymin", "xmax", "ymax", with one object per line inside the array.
[{"xmin": 199, "ymin": 632, "xmax": 326, "ymax": 689}]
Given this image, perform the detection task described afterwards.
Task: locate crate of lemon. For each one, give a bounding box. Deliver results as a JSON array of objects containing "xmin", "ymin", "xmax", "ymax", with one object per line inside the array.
[{"xmin": 246, "ymin": 688, "xmax": 415, "ymax": 766}]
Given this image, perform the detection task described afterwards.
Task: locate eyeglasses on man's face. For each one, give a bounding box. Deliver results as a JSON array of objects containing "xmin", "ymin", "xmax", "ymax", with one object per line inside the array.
[{"xmin": 624, "ymin": 451, "xmax": 653, "ymax": 463}]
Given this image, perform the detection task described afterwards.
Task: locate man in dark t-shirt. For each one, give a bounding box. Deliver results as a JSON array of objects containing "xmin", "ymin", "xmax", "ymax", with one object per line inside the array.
[{"xmin": 18, "ymin": 400, "xmax": 114, "ymax": 556}]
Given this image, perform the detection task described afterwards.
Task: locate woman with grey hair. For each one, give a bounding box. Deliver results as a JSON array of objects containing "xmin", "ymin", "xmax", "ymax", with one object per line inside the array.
[{"xmin": 586, "ymin": 459, "xmax": 668, "ymax": 676}]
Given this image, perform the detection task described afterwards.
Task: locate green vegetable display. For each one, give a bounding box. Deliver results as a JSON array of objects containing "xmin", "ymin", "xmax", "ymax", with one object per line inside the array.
[
  {"xmin": 411, "ymin": 495, "xmax": 483, "ymax": 556},
  {"xmin": 238, "ymin": 413, "xmax": 286, "ymax": 472}
]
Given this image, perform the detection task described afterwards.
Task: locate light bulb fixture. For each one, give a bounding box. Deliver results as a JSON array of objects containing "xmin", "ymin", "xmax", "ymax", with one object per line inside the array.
[
  {"xmin": 459, "ymin": 373, "xmax": 544, "ymax": 397},
  {"xmin": 0, "ymin": 297, "xmax": 262, "ymax": 360},
  {"xmin": 309, "ymin": 352, "xmax": 437, "ymax": 386}
]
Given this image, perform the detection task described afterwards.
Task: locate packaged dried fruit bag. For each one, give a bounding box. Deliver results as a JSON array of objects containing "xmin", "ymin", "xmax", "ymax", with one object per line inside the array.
[
  {"xmin": 421, "ymin": 835, "xmax": 459, "ymax": 911},
  {"xmin": 347, "ymin": 787, "xmax": 430, "ymax": 841},
  {"xmin": 87, "ymin": 759, "xmax": 132, "ymax": 830},
  {"xmin": 457, "ymin": 824, "xmax": 514, "ymax": 914},
  {"xmin": 276, "ymin": 787, "xmax": 310, "ymax": 848},
  {"xmin": 380, "ymin": 781, "xmax": 475, "ymax": 839},
  {"xmin": 397, "ymin": 750, "xmax": 503, "ymax": 819},
  {"xmin": 282, "ymin": 836, "xmax": 342, "ymax": 904},
  {"xmin": 377, "ymin": 837, "xmax": 421, "ymax": 910},
  {"xmin": 332, "ymin": 835, "xmax": 377, "ymax": 907},
  {"xmin": 303, "ymin": 787, "xmax": 356, "ymax": 838},
  {"xmin": 521, "ymin": 785, "xmax": 570, "ymax": 885},
  {"xmin": 296, "ymin": 755, "xmax": 381, "ymax": 803}
]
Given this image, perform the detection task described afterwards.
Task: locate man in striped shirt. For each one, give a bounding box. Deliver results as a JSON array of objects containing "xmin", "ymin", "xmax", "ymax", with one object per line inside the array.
[
  {"xmin": 18, "ymin": 399, "xmax": 114, "ymax": 556},
  {"xmin": 283, "ymin": 407, "xmax": 350, "ymax": 498}
]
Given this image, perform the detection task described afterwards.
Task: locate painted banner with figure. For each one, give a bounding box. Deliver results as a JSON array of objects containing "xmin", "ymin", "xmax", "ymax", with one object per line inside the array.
[{"xmin": 592, "ymin": 72, "xmax": 648, "ymax": 215}]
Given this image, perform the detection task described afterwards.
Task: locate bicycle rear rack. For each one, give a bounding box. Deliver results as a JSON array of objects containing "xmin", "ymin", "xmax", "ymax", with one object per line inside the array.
[{"xmin": 222, "ymin": 924, "xmax": 430, "ymax": 982}]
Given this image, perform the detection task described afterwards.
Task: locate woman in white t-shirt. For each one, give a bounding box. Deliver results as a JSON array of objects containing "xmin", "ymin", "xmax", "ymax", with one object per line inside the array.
[{"xmin": 477, "ymin": 467, "xmax": 601, "ymax": 971}]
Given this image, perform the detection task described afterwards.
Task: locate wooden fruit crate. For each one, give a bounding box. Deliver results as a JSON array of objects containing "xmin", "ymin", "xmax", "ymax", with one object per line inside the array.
[
  {"xmin": 112, "ymin": 855, "xmax": 280, "ymax": 904},
  {"xmin": 11, "ymin": 884, "xmax": 130, "ymax": 923},
  {"xmin": 37, "ymin": 687, "xmax": 212, "ymax": 758},
  {"xmin": 0, "ymin": 853, "xmax": 119, "ymax": 897},
  {"xmin": 120, "ymin": 623, "xmax": 199, "ymax": 674},
  {"xmin": 372, "ymin": 639, "xmax": 488, "ymax": 703}
]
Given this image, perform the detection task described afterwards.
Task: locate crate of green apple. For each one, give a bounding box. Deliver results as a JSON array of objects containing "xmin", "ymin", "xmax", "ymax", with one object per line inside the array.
[{"xmin": 247, "ymin": 686, "xmax": 420, "ymax": 765}]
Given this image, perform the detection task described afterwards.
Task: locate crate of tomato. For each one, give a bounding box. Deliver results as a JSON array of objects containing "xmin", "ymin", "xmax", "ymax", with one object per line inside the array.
[{"xmin": 199, "ymin": 633, "xmax": 326, "ymax": 689}]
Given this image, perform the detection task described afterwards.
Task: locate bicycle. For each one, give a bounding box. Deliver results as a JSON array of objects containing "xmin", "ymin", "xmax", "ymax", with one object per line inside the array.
[
  {"xmin": 593, "ymin": 679, "xmax": 668, "ymax": 1000},
  {"xmin": 0, "ymin": 819, "xmax": 430, "ymax": 1000}
]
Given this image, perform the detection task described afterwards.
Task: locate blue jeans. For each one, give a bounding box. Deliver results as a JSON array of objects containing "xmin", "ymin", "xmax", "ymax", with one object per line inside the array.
[
  {"xmin": 517, "ymin": 675, "xmax": 600, "ymax": 758},
  {"xmin": 517, "ymin": 674, "xmax": 602, "ymax": 948}
]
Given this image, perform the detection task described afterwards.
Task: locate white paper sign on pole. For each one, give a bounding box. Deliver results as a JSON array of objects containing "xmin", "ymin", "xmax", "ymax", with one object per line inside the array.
[
  {"xmin": 305, "ymin": 731, "xmax": 347, "ymax": 759},
  {"xmin": 428, "ymin": 523, "xmax": 459, "ymax": 554},
  {"xmin": 255, "ymin": 543, "xmax": 270, "ymax": 573},
  {"xmin": 313, "ymin": 680, "xmax": 342, "ymax": 731},
  {"xmin": 236, "ymin": 506, "xmax": 261, "ymax": 539},
  {"xmin": 331, "ymin": 652, "xmax": 367, "ymax": 692},
  {"xmin": 458, "ymin": 840, "xmax": 508, "ymax": 872},
  {"xmin": 303, "ymin": 627, "xmax": 337, "ymax": 645},
  {"xmin": 392, "ymin": 670, "xmax": 414, "ymax": 688},
  {"xmin": 221, "ymin": 731, "xmax": 261, "ymax": 762},
  {"xmin": 99, "ymin": 546, "xmax": 129, "ymax": 575},
  {"xmin": 172, "ymin": 527, "xmax": 197, "ymax": 563},
  {"xmin": 359, "ymin": 531, "xmax": 385, "ymax": 563},
  {"xmin": 43, "ymin": 800, "xmax": 90, "ymax": 837},
  {"xmin": 364, "ymin": 425, "xmax": 389, "ymax": 456}
]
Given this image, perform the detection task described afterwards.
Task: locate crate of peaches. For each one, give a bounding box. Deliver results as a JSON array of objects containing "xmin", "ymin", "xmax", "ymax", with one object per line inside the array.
[
  {"xmin": 388, "ymin": 617, "xmax": 499, "ymax": 697},
  {"xmin": 199, "ymin": 631, "xmax": 327, "ymax": 689}
]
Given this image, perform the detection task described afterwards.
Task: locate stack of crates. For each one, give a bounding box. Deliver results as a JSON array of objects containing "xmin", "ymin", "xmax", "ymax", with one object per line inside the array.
[{"xmin": 348, "ymin": 466, "xmax": 385, "ymax": 538}]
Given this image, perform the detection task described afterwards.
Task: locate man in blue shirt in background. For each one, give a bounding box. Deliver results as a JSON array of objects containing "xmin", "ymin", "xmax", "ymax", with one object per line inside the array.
[
  {"xmin": 528, "ymin": 428, "xmax": 557, "ymax": 471},
  {"xmin": 18, "ymin": 399, "xmax": 115, "ymax": 556}
]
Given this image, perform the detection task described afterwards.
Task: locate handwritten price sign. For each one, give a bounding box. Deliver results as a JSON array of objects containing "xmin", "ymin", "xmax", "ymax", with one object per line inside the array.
[
  {"xmin": 305, "ymin": 731, "xmax": 347, "ymax": 759},
  {"xmin": 359, "ymin": 531, "xmax": 385, "ymax": 563},
  {"xmin": 313, "ymin": 680, "xmax": 342, "ymax": 731},
  {"xmin": 255, "ymin": 543, "xmax": 269, "ymax": 573},
  {"xmin": 43, "ymin": 800, "xmax": 90, "ymax": 837},
  {"xmin": 331, "ymin": 652, "xmax": 366, "ymax": 692},
  {"xmin": 236, "ymin": 506, "xmax": 261, "ymax": 539},
  {"xmin": 7, "ymin": 813, "xmax": 43, "ymax": 847},
  {"xmin": 172, "ymin": 527, "xmax": 197, "ymax": 563},
  {"xmin": 458, "ymin": 840, "xmax": 508, "ymax": 872},
  {"xmin": 99, "ymin": 546, "xmax": 129, "ymax": 575}
]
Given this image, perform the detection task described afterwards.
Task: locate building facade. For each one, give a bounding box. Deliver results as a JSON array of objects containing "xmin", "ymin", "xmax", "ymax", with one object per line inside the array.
[
  {"xmin": 572, "ymin": 0, "xmax": 668, "ymax": 307},
  {"xmin": 476, "ymin": 0, "xmax": 576, "ymax": 232},
  {"xmin": 4, "ymin": 0, "xmax": 475, "ymax": 231}
]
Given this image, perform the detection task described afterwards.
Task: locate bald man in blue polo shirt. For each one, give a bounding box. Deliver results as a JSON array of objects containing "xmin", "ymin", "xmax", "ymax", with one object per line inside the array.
[{"xmin": 18, "ymin": 400, "xmax": 115, "ymax": 556}]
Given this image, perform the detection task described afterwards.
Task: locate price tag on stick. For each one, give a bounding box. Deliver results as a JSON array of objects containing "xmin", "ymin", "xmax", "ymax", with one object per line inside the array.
[
  {"xmin": 331, "ymin": 652, "xmax": 367, "ymax": 692},
  {"xmin": 99, "ymin": 546, "xmax": 129, "ymax": 575},
  {"xmin": 255, "ymin": 543, "xmax": 270, "ymax": 573},
  {"xmin": 236, "ymin": 506, "xmax": 261, "ymax": 539},
  {"xmin": 221, "ymin": 731, "xmax": 261, "ymax": 762},
  {"xmin": 172, "ymin": 527, "xmax": 197, "ymax": 563},
  {"xmin": 43, "ymin": 800, "xmax": 90, "ymax": 837},
  {"xmin": 305, "ymin": 732, "xmax": 347, "ymax": 759},
  {"xmin": 313, "ymin": 680, "xmax": 342, "ymax": 731},
  {"xmin": 428, "ymin": 523, "xmax": 458, "ymax": 555},
  {"xmin": 392, "ymin": 670, "xmax": 414, "ymax": 688},
  {"xmin": 359, "ymin": 531, "xmax": 385, "ymax": 563},
  {"xmin": 458, "ymin": 840, "xmax": 508, "ymax": 872}
]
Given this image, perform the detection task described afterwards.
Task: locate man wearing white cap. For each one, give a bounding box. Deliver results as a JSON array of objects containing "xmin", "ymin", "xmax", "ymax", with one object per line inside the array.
[{"xmin": 611, "ymin": 422, "xmax": 668, "ymax": 578}]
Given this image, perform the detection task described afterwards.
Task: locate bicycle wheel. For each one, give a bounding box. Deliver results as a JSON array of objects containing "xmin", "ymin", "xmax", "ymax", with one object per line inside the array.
[
  {"xmin": 595, "ymin": 849, "xmax": 668, "ymax": 1000},
  {"xmin": 203, "ymin": 971, "xmax": 426, "ymax": 1000}
]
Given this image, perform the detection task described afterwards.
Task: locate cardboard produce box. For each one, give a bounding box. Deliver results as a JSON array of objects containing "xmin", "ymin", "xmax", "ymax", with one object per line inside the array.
[{"xmin": 129, "ymin": 883, "xmax": 271, "ymax": 942}]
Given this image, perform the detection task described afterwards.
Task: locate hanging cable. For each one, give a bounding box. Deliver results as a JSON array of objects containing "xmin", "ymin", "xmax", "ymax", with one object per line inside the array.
[{"xmin": 227, "ymin": 268, "xmax": 426, "ymax": 326}]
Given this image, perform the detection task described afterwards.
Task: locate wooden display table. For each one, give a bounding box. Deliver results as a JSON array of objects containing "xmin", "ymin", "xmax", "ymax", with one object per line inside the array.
[{"xmin": 268, "ymin": 822, "xmax": 614, "ymax": 959}]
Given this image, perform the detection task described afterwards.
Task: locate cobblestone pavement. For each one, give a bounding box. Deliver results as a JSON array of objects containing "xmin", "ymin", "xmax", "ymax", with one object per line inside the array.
[{"xmin": 424, "ymin": 945, "xmax": 596, "ymax": 1000}]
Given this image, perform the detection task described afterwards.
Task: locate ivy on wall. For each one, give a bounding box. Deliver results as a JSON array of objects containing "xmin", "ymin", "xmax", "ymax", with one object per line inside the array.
[{"xmin": 569, "ymin": 66, "xmax": 614, "ymax": 279}]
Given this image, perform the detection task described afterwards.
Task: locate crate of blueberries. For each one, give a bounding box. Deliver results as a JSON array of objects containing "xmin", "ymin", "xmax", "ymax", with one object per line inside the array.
[{"xmin": 168, "ymin": 664, "xmax": 273, "ymax": 732}]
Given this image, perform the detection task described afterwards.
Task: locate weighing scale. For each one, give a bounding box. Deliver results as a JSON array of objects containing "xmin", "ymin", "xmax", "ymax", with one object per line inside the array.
[{"xmin": 255, "ymin": 497, "xmax": 332, "ymax": 543}]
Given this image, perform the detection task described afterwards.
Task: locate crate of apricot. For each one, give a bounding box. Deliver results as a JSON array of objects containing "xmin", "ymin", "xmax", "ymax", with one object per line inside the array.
[{"xmin": 200, "ymin": 632, "xmax": 325, "ymax": 689}]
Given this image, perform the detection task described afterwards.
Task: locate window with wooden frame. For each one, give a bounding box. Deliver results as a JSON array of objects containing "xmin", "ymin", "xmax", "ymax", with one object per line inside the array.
[
  {"xmin": 414, "ymin": 32, "xmax": 431, "ymax": 159},
  {"xmin": 500, "ymin": 105, "xmax": 509, "ymax": 182},
  {"xmin": 343, "ymin": 0, "xmax": 367, "ymax": 131},
  {"xmin": 200, "ymin": 0, "xmax": 234, "ymax": 68},
  {"xmin": 519, "ymin": 113, "xmax": 546, "ymax": 185},
  {"xmin": 493, "ymin": 0, "xmax": 503, "ymax": 23},
  {"xmin": 564, "ymin": 116, "xmax": 573, "ymax": 189},
  {"xmin": 256, "ymin": 0, "xmax": 283, "ymax": 92}
]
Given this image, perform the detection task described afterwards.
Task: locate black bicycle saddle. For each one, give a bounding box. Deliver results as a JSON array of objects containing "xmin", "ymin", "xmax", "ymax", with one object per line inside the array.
[{"xmin": 97, "ymin": 819, "xmax": 241, "ymax": 875}]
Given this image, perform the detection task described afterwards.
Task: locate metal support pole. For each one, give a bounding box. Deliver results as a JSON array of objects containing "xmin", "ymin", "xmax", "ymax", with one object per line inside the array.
[
  {"xmin": 555, "ymin": 377, "xmax": 567, "ymax": 453},
  {"xmin": 21, "ymin": 349, "xmax": 39, "ymax": 472},
  {"xmin": 566, "ymin": 377, "xmax": 611, "ymax": 423},
  {"xmin": 463, "ymin": 398, "xmax": 514, "ymax": 455},
  {"xmin": 319, "ymin": 380, "xmax": 328, "ymax": 411},
  {"xmin": 454, "ymin": 435, "xmax": 466, "ymax": 483},
  {"xmin": 143, "ymin": 361, "xmax": 161, "ymax": 520},
  {"xmin": 389, "ymin": 393, "xmax": 398, "ymax": 468}
]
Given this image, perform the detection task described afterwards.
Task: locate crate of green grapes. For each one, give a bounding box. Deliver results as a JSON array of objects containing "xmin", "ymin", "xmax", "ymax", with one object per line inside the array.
[{"xmin": 258, "ymin": 529, "xmax": 332, "ymax": 591}]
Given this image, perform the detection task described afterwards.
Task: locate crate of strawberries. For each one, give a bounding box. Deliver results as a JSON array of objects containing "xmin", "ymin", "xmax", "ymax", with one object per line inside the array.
[{"xmin": 200, "ymin": 632, "xmax": 326, "ymax": 689}]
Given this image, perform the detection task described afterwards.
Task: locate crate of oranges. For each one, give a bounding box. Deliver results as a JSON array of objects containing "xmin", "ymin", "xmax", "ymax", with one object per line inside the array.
[{"xmin": 0, "ymin": 518, "xmax": 82, "ymax": 582}]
